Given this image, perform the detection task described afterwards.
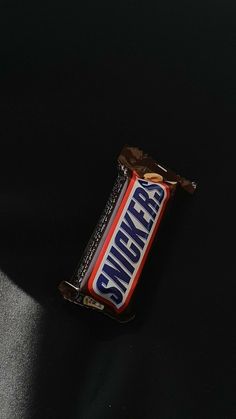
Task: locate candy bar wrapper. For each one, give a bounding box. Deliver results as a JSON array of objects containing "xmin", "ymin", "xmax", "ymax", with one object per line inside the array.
[{"xmin": 58, "ymin": 146, "xmax": 197, "ymax": 322}]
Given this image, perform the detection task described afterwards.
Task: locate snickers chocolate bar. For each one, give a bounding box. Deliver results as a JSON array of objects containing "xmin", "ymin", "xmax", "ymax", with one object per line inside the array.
[{"xmin": 58, "ymin": 146, "xmax": 196, "ymax": 322}]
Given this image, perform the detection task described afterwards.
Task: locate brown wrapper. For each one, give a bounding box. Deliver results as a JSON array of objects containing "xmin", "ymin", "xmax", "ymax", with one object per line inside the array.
[
  {"xmin": 118, "ymin": 146, "xmax": 197, "ymax": 194},
  {"xmin": 58, "ymin": 146, "xmax": 197, "ymax": 322}
]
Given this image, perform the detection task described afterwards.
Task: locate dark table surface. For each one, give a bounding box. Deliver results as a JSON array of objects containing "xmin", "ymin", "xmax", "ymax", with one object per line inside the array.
[{"xmin": 0, "ymin": 1, "xmax": 235, "ymax": 418}]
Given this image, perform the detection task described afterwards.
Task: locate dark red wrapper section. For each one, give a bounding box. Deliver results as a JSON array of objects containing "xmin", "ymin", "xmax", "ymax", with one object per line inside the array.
[{"xmin": 58, "ymin": 146, "xmax": 197, "ymax": 322}]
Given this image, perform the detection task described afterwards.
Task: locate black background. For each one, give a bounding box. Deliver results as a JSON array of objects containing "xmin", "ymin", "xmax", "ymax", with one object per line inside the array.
[{"xmin": 0, "ymin": 1, "xmax": 235, "ymax": 418}]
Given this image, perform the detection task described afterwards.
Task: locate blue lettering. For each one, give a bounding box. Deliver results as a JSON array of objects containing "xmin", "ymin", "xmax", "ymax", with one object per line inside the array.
[
  {"xmin": 103, "ymin": 254, "xmax": 131, "ymax": 291},
  {"xmin": 110, "ymin": 245, "xmax": 135, "ymax": 274},
  {"xmin": 96, "ymin": 274, "xmax": 123, "ymax": 304},
  {"xmin": 115, "ymin": 230, "xmax": 141, "ymax": 263},
  {"xmin": 121, "ymin": 213, "xmax": 147, "ymax": 249},
  {"xmin": 138, "ymin": 180, "xmax": 165, "ymax": 204},
  {"xmin": 154, "ymin": 188, "xmax": 164, "ymax": 205},
  {"xmin": 133, "ymin": 187, "xmax": 159, "ymax": 218},
  {"xmin": 95, "ymin": 182, "xmax": 166, "ymax": 307},
  {"xmin": 128, "ymin": 199, "xmax": 153, "ymax": 232}
]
